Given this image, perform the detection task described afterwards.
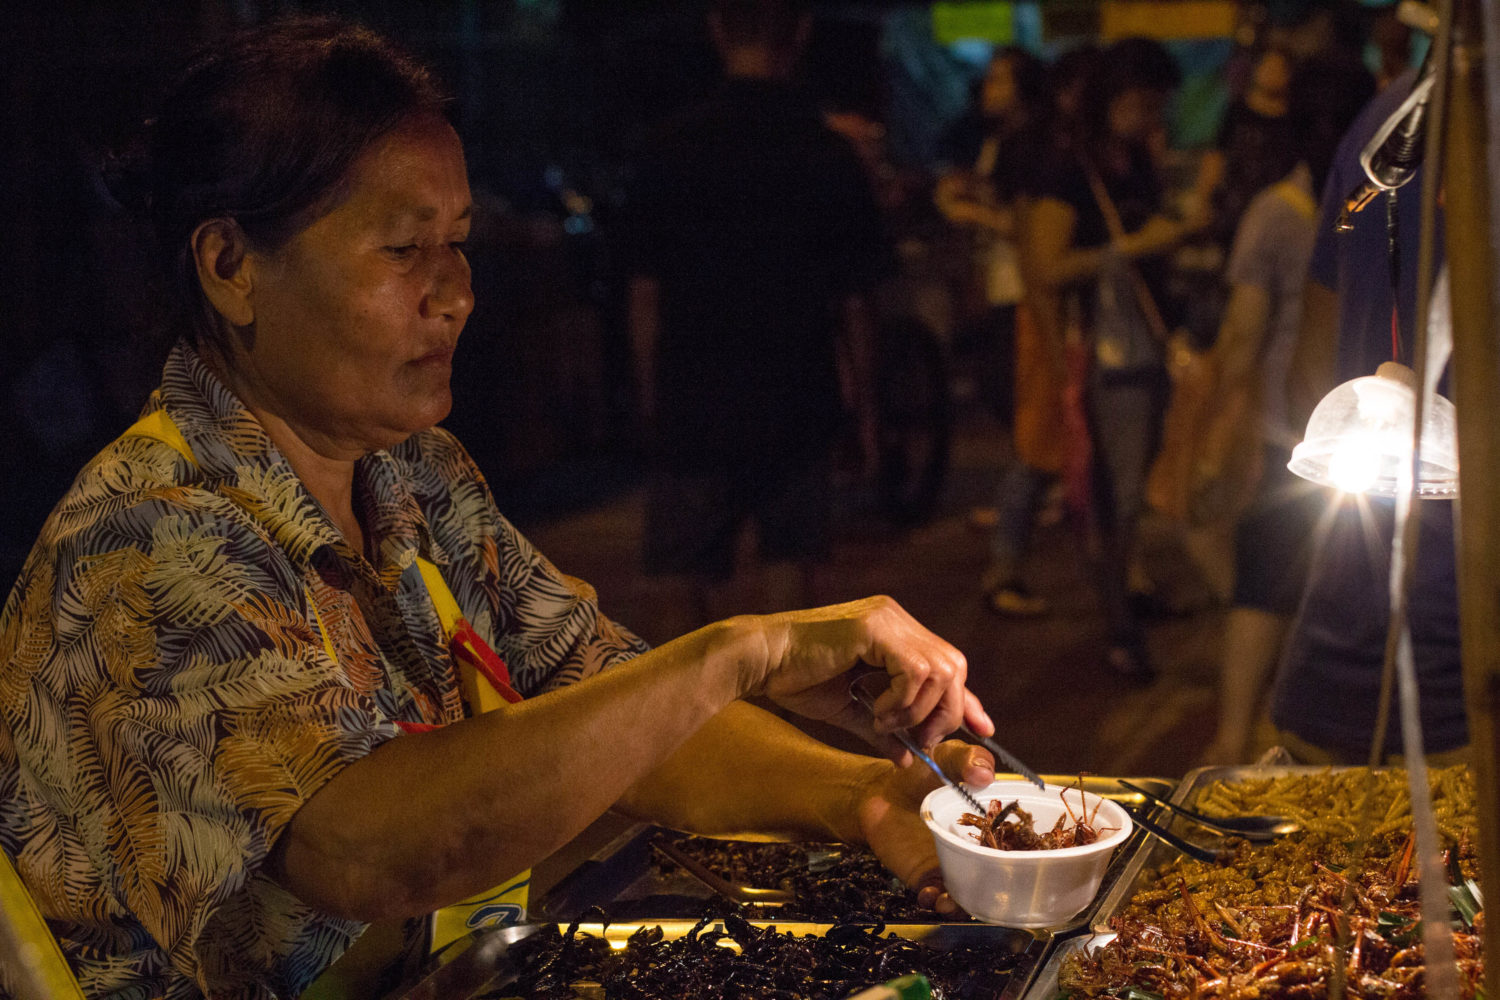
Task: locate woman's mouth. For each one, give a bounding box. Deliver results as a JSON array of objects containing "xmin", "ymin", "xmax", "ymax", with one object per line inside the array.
[{"xmin": 414, "ymin": 344, "xmax": 456, "ymax": 366}]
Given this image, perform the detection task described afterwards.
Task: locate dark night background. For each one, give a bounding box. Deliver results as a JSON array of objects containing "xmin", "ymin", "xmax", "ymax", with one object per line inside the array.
[{"xmin": 0, "ymin": 0, "xmax": 1381, "ymax": 588}]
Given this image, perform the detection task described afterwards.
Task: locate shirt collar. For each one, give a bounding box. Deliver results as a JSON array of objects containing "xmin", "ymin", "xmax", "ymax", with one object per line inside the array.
[{"xmin": 154, "ymin": 340, "xmax": 448, "ymax": 577}]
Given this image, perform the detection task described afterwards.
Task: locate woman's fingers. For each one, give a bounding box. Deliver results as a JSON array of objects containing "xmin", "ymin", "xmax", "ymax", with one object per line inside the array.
[
  {"xmin": 755, "ymin": 595, "xmax": 983, "ymax": 759},
  {"xmin": 868, "ymin": 628, "xmax": 970, "ymax": 747},
  {"xmin": 908, "ymin": 678, "xmax": 972, "ymax": 750},
  {"xmin": 855, "ymin": 742, "xmax": 993, "ymax": 918},
  {"xmin": 963, "ymin": 688, "xmax": 996, "ymax": 739},
  {"xmin": 929, "ymin": 740, "xmax": 995, "ymax": 790}
]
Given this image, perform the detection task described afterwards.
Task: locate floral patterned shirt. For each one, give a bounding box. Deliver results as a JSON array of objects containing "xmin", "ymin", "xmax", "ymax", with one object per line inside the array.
[{"xmin": 0, "ymin": 342, "xmax": 647, "ymax": 999}]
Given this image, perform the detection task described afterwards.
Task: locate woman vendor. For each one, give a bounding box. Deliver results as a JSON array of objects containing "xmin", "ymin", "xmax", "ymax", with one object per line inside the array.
[{"xmin": 0, "ymin": 17, "xmax": 996, "ymax": 1000}]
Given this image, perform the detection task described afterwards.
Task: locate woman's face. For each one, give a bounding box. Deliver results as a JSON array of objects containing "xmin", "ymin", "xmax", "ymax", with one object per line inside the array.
[
  {"xmin": 236, "ymin": 113, "xmax": 473, "ymax": 457},
  {"xmin": 980, "ymin": 57, "xmax": 1019, "ymax": 119},
  {"xmin": 1250, "ymin": 50, "xmax": 1292, "ymax": 102},
  {"xmin": 1107, "ymin": 87, "xmax": 1167, "ymax": 143}
]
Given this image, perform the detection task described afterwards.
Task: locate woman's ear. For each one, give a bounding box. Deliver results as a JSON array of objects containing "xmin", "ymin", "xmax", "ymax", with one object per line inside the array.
[{"xmin": 190, "ymin": 218, "xmax": 256, "ymax": 328}]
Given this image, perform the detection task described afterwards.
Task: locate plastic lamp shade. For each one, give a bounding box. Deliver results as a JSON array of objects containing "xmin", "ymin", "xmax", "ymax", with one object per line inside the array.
[{"xmin": 1288, "ymin": 361, "xmax": 1459, "ymax": 497}]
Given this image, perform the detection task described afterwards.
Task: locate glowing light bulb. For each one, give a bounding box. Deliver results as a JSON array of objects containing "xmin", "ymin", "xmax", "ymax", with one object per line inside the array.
[
  {"xmin": 1289, "ymin": 361, "xmax": 1458, "ymax": 497},
  {"xmin": 1328, "ymin": 438, "xmax": 1381, "ymax": 493}
]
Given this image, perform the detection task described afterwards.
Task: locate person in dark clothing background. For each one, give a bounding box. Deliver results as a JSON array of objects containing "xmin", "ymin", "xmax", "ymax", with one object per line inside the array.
[
  {"xmin": 1269, "ymin": 65, "xmax": 1466, "ymax": 765},
  {"xmin": 626, "ymin": 0, "xmax": 888, "ymax": 641},
  {"xmin": 1021, "ymin": 38, "xmax": 1207, "ymax": 681}
]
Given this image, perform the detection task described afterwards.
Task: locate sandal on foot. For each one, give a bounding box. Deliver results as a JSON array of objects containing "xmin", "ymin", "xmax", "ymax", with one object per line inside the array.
[{"xmin": 984, "ymin": 582, "xmax": 1050, "ymax": 618}]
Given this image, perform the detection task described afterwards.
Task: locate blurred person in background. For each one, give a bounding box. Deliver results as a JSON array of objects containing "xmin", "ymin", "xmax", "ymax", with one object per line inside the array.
[
  {"xmin": 1368, "ymin": 7, "xmax": 1415, "ymax": 91},
  {"xmin": 1266, "ymin": 60, "xmax": 1468, "ymax": 766},
  {"xmin": 1020, "ymin": 38, "xmax": 1207, "ymax": 680},
  {"xmin": 1194, "ymin": 56, "xmax": 1375, "ymax": 764},
  {"xmin": 1176, "ymin": 45, "xmax": 1296, "ymax": 354},
  {"xmin": 627, "ymin": 0, "xmax": 888, "ymax": 642},
  {"xmin": 934, "ymin": 45, "xmax": 1048, "ymax": 430},
  {"xmin": 1202, "ymin": 47, "xmax": 1297, "ymax": 252},
  {"xmin": 971, "ymin": 46, "xmax": 1102, "ymax": 617}
]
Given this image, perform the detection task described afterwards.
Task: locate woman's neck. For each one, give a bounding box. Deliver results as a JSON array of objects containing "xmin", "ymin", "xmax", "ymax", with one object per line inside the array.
[{"xmin": 198, "ymin": 342, "xmax": 367, "ymax": 557}]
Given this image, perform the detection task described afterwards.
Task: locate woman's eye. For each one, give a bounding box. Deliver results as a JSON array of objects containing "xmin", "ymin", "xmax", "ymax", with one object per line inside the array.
[{"xmin": 385, "ymin": 244, "xmax": 420, "ymax": 259}]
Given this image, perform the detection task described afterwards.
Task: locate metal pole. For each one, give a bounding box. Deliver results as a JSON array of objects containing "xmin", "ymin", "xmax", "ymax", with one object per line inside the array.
[{"xmin": 1443, "ymin": 3, "xmax": 1500, "ymax": 998}]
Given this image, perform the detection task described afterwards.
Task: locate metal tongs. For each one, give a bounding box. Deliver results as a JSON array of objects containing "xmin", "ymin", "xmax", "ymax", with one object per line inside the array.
[
  {"xmin": 651, "ymin": 835, "xmax": 793, "ymax": 906},
  {"xmin": 953, "ymin": 721, "xmax": 1045, "ymax": 792},
  {"xmin": 1118, "ymin": 779, "xmax": 1300, "ymax": 842},
  {"xmin": 847, "ymin": 673, "xmax": 1040, "ymax": 815}
]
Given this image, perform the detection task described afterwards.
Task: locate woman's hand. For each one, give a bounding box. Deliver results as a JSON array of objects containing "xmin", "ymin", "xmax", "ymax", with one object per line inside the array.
[
  {"xmin": 1114, "ymin": 211, "xmax": 1204, "ymax": 260},
  {"xmin": 853, "ymin": 741, "xmax": 996, "ymax": 914},
  {"xmin": 736, "ymin": 596, "xmax": 993, "ymax": 759}
]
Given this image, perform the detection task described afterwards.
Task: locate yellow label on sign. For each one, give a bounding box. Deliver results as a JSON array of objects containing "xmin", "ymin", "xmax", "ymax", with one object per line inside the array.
[
  {"xmin": 430, "ymin": 870, "xmax": 531, "ymax": 954},
  {"xmin": 1099, "ymin": 1, "xmax": 1235, "ymax": 39}
]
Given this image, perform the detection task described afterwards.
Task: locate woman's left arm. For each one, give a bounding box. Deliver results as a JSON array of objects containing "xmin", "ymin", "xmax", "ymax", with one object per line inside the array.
[{"xmin": 615, "ymin": 701, "xmax": 995, "ymax": 914}]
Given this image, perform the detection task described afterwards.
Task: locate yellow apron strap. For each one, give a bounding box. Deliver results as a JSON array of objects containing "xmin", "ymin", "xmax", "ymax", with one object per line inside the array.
[
  {"xmin": 122, "ymin": 408, "xmax": 199, "ymax": 467},
  {"xmin": 415, "ymin": 557, "xmax": 463, "ymax": 635},
  {"xmin": 415, "ymin": 557, "xmax": 515, "ymax": 715},
  {"xmin": 411, "ymin": 559, "xmax": 530, "ymax": 948},
  {"xmin": 0, "ymin": 849, "xmax": 87, "ymax": 1000},
  {"xmin": 124, "ymin": 408, "xmax": 344, "ymax": 673}
]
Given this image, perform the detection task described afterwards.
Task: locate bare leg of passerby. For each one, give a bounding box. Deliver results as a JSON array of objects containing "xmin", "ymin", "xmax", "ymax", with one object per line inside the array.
[
  {"xmin": 1198, "ymin": 606, "xmax": 1290, "ymax": 765},
  {"xmin": 981, "ymin": 461, "xmax": 1051, "ymax": 617}
]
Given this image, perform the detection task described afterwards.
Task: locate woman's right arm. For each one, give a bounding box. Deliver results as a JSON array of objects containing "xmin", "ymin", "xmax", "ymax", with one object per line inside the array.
[
  {"xmin": 270, "ymin": 596, "xmax": 981, "ymax": 923},
  {"xmin": 1026, "ymin": 193, "xmax": 1206, "ymax": 293},
  {"xmin": 1023, "ymin": 196, "xmax": 1092, "ymax": 291}
]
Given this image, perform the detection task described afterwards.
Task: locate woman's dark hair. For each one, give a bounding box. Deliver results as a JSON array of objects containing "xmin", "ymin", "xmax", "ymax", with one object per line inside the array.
[
  {"xmin": 105, "ymin": 15, "xmax": 449, "ymax": 348},
  {"xmin": 712, "ymin": 0, "xmax": 808, "ymax": 51},
  {"xmin": 990, "ymin": 46, "xmax": 1049, "ymax": 115},
  {"xmin": 1289, "ymin": 56, "xmax": 1375, "ymax": 193},
  {"xmin": 1047, "ymin": 44, "xmax": 1101, "ymax": 110},
  {"xmin": 1079, "ymin": 37, "xmax": 1181, "ymax": 143}
]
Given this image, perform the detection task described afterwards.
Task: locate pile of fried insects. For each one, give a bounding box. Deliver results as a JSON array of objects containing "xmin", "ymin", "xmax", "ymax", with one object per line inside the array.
[
  {"xmin": 1058, "ymin": 768, "xmax": 1483, "ymax": 1000},
  {"xmin": 480, "ymin": 912, "xmax": 1025, "ymax": 1000}
]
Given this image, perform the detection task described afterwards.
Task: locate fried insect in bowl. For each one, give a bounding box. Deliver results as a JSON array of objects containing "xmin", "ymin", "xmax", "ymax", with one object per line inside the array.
[{"xmin": 921, "ymin": 780, "xmax": 1132, "ymax": 928}]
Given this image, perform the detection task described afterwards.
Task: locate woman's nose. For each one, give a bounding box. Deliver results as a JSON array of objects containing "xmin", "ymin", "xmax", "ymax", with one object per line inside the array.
[{"xmin": 424, "ymin": 247, "xmax": 474, "ymax": 323}]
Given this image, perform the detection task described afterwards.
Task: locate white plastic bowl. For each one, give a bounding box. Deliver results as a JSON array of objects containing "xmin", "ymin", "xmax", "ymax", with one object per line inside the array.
[{"xmin": 921, "ymin": 780, "xmax": 1132, "ymax": 928}]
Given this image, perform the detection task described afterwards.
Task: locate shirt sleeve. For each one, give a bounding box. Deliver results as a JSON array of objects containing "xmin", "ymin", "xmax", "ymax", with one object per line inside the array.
[
  {"xmin": 1225, "ymin": 189, "xmax": 1285, "ymax": 291},
  {"xmin": 404, "ymin": 426, "xmax": 650, "ymax": 698},
  {"xmin": 488, "ymin": 513, "xmax": 651, "ymax": 695},
  {"xmin": 46, "ymin": 489, "xmax": 398, "ymax": 997}
]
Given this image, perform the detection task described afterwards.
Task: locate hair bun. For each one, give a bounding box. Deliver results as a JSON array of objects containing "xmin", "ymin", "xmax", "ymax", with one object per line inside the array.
[{"xmin": 101, "ymin": 123, "xmax": 155, "ymax": 216}]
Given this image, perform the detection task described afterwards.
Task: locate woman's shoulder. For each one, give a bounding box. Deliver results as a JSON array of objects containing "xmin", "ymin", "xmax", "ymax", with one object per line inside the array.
[{"xmin": 22, "ymin": 429, "xmax": 283, "ymax": 583}]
